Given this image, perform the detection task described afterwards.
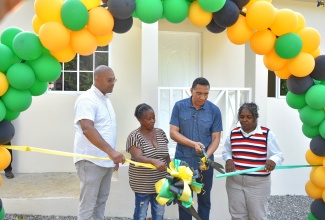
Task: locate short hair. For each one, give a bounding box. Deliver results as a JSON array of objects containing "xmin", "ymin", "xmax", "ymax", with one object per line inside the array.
[
  {"xmin": 94, "ymin": 65, "xmax": 113, "ymax": 77},
  {"xmin": 192, "ymin": 77, "xmax": 210, "ymax": 89},
  {"xmin": 134, "ymin": 103, "xmax": 154, "ymax": 119},
  {"xmin": 238, "ymin": 102, "xmax": 259, "ymax": 122}
]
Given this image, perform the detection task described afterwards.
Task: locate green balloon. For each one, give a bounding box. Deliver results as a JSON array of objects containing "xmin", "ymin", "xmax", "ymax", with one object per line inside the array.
[
  {"xmin": 0, "ymin": 44, "xmax": 15, "ymax": 73},
  {"xmin": 6, "ymin": 63, "xmax": 35, "ymax": 90},
  {"xmin": 308, "ymin": 212, "xmax": 318, "ymax": 220},
  {"xmin": 319, "ymin": 120, "xmax": 325, "ymax": 139},
  {"xmin": 27, "ymin": 54, "xmax": 62, "ymax": 82},
  {"xmin": 61, "ymin": 0, "xmax": 89, "ymax": 31},
  {"xmin": 198, "ymin": 0, "xmax": 226, "ymax": 12},
  {"xmin": 0, "ymin": 27, "xmax": 23, "ymax": 50},
  {"xmin": 163, "ymin": 0, "xmax": 188, "ymax": 23},
  {"xmin": 0, "ymin": 207, "xmax": 4, "ymax": 220},
  {"xmin": 29, "ymin": 79, "xmax": 48, "ymax": 96},
  {"xmin": 4, "ymin": 108, "xmax": 20, "ymax": 121},
  {"xmin": 275, "ymin": 33, "xmax": 302, "ymax": 59},
  {"xmin": 1, "ymin": 87, "xmax": 32, "ymax": 112},
  {"xmin": 286, "ymin": 91, "xmax": 306, "ymax": 109},
  {"xmin": 302, "ymin": 123, "xmax": 319, "ymax": 138},
  {"xmin": 305, "ymin": 84, "xmax": 325, "ymax": 109},
  {"xmin": 12, "ymin": 32, "xmax": 42, "ymax": 61},
  {"xmin": 299, "ymin": 105, "xmax": 325, "ymax": 127},
  {"xmin": 0, "ymin": 99, "xmax": 6, "ymax": 121},
  {"xmin": 136, "ymin": 0, "xmax": 163, "ymax": 24}
]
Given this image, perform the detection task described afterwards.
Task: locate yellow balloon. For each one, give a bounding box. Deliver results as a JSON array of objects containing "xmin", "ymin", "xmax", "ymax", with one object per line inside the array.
[
  {"xmin": 305, "ymin": 180, "xmax": 323, "ymax": 199},
  {"xmin": 70, "ymin": 28, "xmax": 98, "ymax": 56},
  {"xmin": 311, "ymin": 47, "xmax": 321, "ymax": 59},
  {"xmin": 246, "ymin": 1, "xmax": 276, "ymax": 31},
  {"xmin": 306, "ymin": 149, "xmax": 325, "ymax": 165},
  {"xmin": 88, "ymin": 7, "xmax": 114, "ymax": 36},
  {"xmin": 270, "ymin": 9, "xmax": 297, "ymax": 36},
  {"xmin": 80, "ymin": 0, "xmax": 101, "ymax": 10},
  {"xmin": 245, "ymin": 0, "xmax": 272, "ymax": 9},
  {"xmin": 310, "ymin": 166, "xmax": 325, "ymax": 188},
  {"xmin": 188, "ymin": 1, "xmax": 212, "ymax": 27},
  {"xmin": 274, "ymin": 68, "xmax": 291, "ymax": 79},
  {"xmin": 250, "ymin": 29, "xmax": 276, "ymax": 55},
  {"xmin": 293, "ymin": 12, "xmax": 306, "ymax": 33},
  {"xmin": 0, "ymin": 72, "xmax": 9, "ymax": 96},
  {"xmin": 96, "ymin": 31, "xmax": 114, "ymax": 47},
  {"xmin": 39, "ymin": 22, "xmax": 71, "ymax": 52},
  {"xmin": 50, "ymin": 44, "xmax": 76, "ymax": 63},
  {"xmin": 298, "ymin": 27, "xmax": 321, "ymax": 53},
  {"xmin": 287, "ymin": 52, "xmax": 315, "ymax": 77},
  {"xmin": 32, "ymin": 15, "xmax": 44, "ymax": 34},
  {"xmin": 263, "ymin": 49, "xmax": 289, "ymax": 71},
  {"xmin": 227, "ymin": 15, "xmax": 254, "ymax": 45},
  {"xmin": 34, "ymin": 0, "xmax": 63, "ymax": 23},
  {"xmin": 323, "ymin": 188, "xmax": 325, "ymax": 203},
  {"xmin": 0, "ymin": 147, "xmax": 11, "ymax": 171}
]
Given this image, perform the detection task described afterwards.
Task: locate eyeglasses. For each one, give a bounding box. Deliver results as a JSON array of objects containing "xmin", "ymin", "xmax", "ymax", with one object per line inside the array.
[
  {"xmin": 107, "ymin": 78, "xmax": 117, "ymax": 83},
  {"xmin": 193, "ymin": 90, "xmax": 209, "ymax": 98}
]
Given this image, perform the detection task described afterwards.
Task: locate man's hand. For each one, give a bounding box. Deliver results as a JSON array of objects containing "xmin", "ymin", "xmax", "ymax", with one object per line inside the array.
[
  {"xmin": 225, "ymin": 159, "xmax": 236, "ymax": 173},
  {"xmin": 108, "ymin": 150, "xmax": 125, "ymax": 164},
  {"xmin": 193, "ymin": 142, "xmax": 204, "ymax": 153}
]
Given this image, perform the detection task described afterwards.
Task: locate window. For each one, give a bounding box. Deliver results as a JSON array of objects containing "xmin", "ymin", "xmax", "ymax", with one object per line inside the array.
[
  {"xmin": 267, "ymin": 70, "xmax": 288, "ymax": 98},
  {"xmin": 48, "ymin": 46, "xmax": 109, "ymax": 93}
]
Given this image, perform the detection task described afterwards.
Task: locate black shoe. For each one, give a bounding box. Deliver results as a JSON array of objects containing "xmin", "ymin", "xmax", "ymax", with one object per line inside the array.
[{"xmin": 5, "ymin": 171, "xmax": 14, "ymax": 179}]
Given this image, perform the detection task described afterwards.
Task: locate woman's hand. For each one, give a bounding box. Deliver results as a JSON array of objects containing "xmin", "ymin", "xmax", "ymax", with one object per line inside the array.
[
  {"xmin": 225, "ymin": 159, "xmax": 236, "ymax": 173},
  {"xmin": 265, "ymin": 160, "xmax": 276, "ymax": 172},
  {"xmin": 114, "ymin": 163, "xmax": 119, "ymax": 171},
  {"xmin": 152, "ymin": 159, "xmax": 167, "ymax": 172}
]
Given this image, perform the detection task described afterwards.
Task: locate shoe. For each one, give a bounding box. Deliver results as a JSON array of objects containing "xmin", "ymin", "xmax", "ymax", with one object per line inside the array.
[{"xmin": 5, "ymin": 171, "xmax": 14, "ymax": 179}]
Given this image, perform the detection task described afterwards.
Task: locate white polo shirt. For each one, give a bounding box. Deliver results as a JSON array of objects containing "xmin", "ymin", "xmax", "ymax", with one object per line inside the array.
[{"xmin": 74, "ymin": 85, "xmax": 116, "ymax": 168}]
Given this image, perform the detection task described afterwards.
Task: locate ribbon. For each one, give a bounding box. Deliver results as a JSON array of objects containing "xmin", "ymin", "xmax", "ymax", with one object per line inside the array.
[
  {"xmin": 0, "ymin": 145, "xmax": 156, "ymax": 170},
  {"xmin": 215, "ymin": 164, "xmax": 322, "ymax": 178}
]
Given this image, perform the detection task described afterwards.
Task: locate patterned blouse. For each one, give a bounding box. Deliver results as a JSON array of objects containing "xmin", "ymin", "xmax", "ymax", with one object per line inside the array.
[{"xmin": 126, "ymin": 128, "xmax": 169, "ymax": 194}]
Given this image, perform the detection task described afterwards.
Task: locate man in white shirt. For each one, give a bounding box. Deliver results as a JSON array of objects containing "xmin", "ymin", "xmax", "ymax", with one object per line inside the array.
[{"xmin": 74, "ymin": 65, "xmax": 125, "ymax": 220}]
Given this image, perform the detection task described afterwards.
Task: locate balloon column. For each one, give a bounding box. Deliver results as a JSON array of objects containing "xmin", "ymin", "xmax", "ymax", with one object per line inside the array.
[{"xmin": 0, "ymin": 0, "xmax": 325, "ymax": 218}]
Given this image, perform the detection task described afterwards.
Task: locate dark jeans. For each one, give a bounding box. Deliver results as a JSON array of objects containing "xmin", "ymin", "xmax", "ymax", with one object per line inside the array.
[
  {"xmin": 4, "ymin": 143, "xmax": 12, "ymax": 172},
  {"xmin": 178, "ymin": 166, "xmax": 214, "ymax": 220}
]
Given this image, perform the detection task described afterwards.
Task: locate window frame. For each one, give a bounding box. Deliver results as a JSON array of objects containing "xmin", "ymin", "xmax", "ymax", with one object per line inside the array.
[{"xmin": 47, "ymin": 46, "xmax": 110, "ymax": 94}]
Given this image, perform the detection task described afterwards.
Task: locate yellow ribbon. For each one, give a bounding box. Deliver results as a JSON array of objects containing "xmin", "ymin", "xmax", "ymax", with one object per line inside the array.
[{"xmin": 0, "ymin": 145, "xmax": 156, "ymax": 170}]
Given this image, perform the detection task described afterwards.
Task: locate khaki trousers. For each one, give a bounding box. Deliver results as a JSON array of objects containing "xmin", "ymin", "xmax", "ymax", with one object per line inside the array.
[{"xmin": 226, "ymin": 175, "xmax": 271, "ymax": 220}]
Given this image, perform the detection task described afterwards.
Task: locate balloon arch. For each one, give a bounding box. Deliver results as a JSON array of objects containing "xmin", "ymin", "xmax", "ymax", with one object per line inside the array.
[{"xmin": 0, "ymin": 0, "xmax": 325, "ymax": 219}]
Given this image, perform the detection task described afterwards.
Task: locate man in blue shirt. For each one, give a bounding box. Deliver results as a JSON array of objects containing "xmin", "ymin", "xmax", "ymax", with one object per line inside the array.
[{"xmin": 170, "ymin": 77, "xmax": 223, "ymax": 220}]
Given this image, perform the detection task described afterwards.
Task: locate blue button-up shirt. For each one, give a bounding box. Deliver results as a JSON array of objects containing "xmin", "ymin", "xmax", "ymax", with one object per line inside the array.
[{"xmin": 170, "ymin": 97, "xmax": 223, "ymax": 169}]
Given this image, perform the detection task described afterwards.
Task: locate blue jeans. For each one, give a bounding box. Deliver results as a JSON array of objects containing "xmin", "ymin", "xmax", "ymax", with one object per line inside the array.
[
  {"xmin": 133, "ymin": 193, "xmax": 165, "ymax": 220},
  {"xmin": 178, "ymin": 166, "xmax": 213, "ymax": 220}
]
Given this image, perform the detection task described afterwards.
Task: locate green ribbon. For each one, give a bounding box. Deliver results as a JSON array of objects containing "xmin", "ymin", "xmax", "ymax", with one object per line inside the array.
[{"xmin": 215, "ymin": 164, "xmax": 322, "ymax": 179}]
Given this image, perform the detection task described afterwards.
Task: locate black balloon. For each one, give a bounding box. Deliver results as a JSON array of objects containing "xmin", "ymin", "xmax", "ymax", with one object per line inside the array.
[
  {"xmin": 230, "ymin": 0, "xmax": 250, "ymax": 9},
  {"xmin": 286, "ymin": 75, "xmax": 314, "ymax": 95},
  {"xmin": 0, "ymin": 120, "xmax": 15, "ymax": 144},
  {"xmin": 107, "ymin": 0, "xmax": 135, "ymax": 19},
  {"xmin": 310, "ymin": 199, "xmax": 325, "ymax": 220},
  {"xmin": 113, "ymin": 16, "xmax": 133, "ymax": 34},
  {"xmin": 213, "ymin": 0, "xmax": 240, "ymax": 28},
  {"xmin": 206, "ymin": 19, "xmax": 226, "ymax": 34},
  {"xmin": 0, "ymin": 198, "xmax": 2, "ymax": 210},
  {"xmin": 310, "ymin": 136, "xmax": 325, "ymax": 156},
  {"xmin": 310, "ymin": 55, "xmax": 325, "ymax": 80}
]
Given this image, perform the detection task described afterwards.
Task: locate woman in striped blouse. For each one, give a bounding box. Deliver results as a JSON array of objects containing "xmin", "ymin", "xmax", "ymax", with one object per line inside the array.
[
  {"xmin": 126, "ymin": 103, "xmax": 171, "ymax": 220},
  {"xmin": 222, "ymin": 102, "xmax": 283, "ymax": 220}
]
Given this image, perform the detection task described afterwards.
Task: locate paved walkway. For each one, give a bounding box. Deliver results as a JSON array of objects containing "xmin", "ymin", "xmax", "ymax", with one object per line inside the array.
[{"xmin": 0, "ymin": 172, "xmax": 79, "ymax": 199}]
